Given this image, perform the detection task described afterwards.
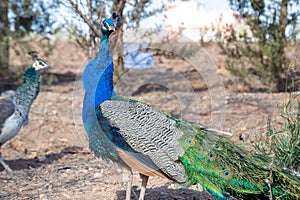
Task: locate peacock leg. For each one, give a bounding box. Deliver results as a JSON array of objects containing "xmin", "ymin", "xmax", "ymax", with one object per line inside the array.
[
  {"xmin": 0, "ymin": 152, "xmax": 13, "ymax": 174},
  {"xmin": 122, "ymin": 167, "xmax": 133, "ymax": 200},
  {"xmin": 138, "ymin": 174, "xmax": 149, "ymax": 200}
]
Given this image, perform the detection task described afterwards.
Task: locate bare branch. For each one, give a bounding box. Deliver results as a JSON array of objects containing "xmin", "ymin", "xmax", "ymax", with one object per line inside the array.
[
  {"xmin": 87, "ymin": 0, "xmax": 92, "ymax": 18},
  {"xmin": 67, "ymin": 0, "xmax": 101, "ymax": 37},
  {"xmin": 87, "ymin": 0, "xmax": 95, "ymax": 58},
  {"xmin": 126, "ymin": 0, "xmax": 138, "ymax": 7}
]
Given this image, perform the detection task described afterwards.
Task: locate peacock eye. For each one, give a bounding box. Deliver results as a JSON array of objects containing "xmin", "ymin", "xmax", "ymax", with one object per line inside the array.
[
  {"xmin": 208, "ymin": 153, "xmax": 216, "ymax": 161},
  {"xmin": 223, "ymin": 171, "xmax": 230, "ymax": 176},
  {"xmin": 185, "ymin": 138, "xmax": 195, "ymax": 146}
]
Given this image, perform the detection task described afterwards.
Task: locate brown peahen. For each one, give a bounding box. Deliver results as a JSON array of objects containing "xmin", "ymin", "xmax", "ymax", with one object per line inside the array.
[{"xmin": 0, "ymin": 52, "xmax": 51, "ymax": 174}]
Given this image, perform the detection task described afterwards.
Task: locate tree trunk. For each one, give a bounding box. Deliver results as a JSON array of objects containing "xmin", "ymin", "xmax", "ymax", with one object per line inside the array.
[
  {"xmin": 111, "ymin": 0, "xmax": 126, "ymax": 82},
  {"xmin": 0, "ymin": 1, "xmax": 9, "ymax": 78},
  {"xmin": 279, "ymin": 0, "xmax": 289, "ymax": 43},
  {"xmin": 87, "ymin": 0, "xmax": 96, "ymax": 59},
  {"xmin": 277, "ymin": 0, "xmax": 290, "ymax": 91}
]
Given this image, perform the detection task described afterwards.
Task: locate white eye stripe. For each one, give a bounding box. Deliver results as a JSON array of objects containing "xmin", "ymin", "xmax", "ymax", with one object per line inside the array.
[
  {"xmin": 33, "ymin": 58, "xmax": 50, "ymax": 70},
  {"xmin": 37, "ymin": 59, "xmax": 48, "ymax": 65},
  {"xmin": 103, "ymin": 21, "xmax": 114, "ymax": 28},
  {"xmin": 102, "ymin": 22, "xmax": 110, "ymax": 30}
]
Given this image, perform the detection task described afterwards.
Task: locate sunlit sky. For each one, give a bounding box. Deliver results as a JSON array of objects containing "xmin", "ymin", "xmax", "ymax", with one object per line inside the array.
[
  {"xmin": 197, "ymin": 0, "xmax": 230, "ymax": 13},
  {"xmin": 139, "ymin": 0, "xmax": 231, "ymax": 28},
  {"xmin": 146, "ymin": 0, "xmax": 230, "ymax": 13},
  {"xmin": 54, "ymin": 0, "xmax": 232, "ymax": 36}
]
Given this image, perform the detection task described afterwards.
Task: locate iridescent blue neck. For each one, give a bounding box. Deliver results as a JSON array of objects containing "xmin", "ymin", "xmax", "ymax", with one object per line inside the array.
[
  {"xmin": 94, "ymin": 33, "xmax": 114, "ymax": 105},
  {"xmin": 94, "ymin": 62, "xmax": 114, "ymax": 106},
  {"xmin": 82, "ymin": 31, "xmax": 114, "ymax": 109},
  {"xmin": 96, "ymin": 34, "xmax": 109, "ymax": 62}
]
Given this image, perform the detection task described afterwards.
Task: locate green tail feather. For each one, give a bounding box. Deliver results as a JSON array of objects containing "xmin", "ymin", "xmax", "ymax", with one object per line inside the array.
[{"xmin": 176, "ymin": 122, "xmax": 300, "ymax": 199}]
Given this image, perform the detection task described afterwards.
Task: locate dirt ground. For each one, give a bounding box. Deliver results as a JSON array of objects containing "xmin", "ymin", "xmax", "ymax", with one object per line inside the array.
[{"xmin": 0, "ymin": 41, "xmax": 298, "ymax": 200}]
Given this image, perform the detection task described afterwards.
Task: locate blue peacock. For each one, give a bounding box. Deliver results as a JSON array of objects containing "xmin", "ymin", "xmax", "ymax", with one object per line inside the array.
[
  {"xmin": 0, "ymin": 52, "xmax": 51, "ymax": 174},
  {"xmin": 82, "ymin": 14, "xmax": 300, "ymax": 200}
]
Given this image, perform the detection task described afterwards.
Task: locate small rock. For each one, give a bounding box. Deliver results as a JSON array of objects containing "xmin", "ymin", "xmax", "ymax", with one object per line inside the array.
[
  {"xmin": 93, "ymin": 172, "xmax": 102, "ymax": 178},
  {"xmin": 39, "ymin": 194, "xmax": 50, "ymax": 200},
  {"xmin": 38, "ymin": 155, "xmax": 47, "ymax": 162},
  {"xmin": 52, "ymin": 110, "xmax": 58, "ymax": 115},
  {"xmin": 240, "ymin": 127, "xmax": 247, "ymax": 131}
]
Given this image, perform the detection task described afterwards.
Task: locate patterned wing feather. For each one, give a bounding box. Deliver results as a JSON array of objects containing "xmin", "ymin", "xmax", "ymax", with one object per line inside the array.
[
  {"xmin": 0, "ymin": 97, "xmax": 15, "ymax": 135},
  {"xmin": 99, "ymin": 97, "xmax": 187, "ymax": 183}
]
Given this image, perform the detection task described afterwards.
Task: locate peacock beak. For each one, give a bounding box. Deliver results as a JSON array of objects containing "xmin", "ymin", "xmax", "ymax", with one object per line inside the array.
[{"xmin": 108, "ymin": 26, "xmax": 115, "ymax": 32}]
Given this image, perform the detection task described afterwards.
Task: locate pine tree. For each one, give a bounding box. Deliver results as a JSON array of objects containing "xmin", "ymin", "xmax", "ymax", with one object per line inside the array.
[{"xmin": 220, "ymin": 0, "xmax": 300, "ymax": 92}]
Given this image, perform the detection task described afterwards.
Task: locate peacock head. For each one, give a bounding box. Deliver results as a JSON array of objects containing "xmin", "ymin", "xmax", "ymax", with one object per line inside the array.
[
  {"xmin": 28, "ymin": 51, "xmax": 51, "ymax": 72},
  {"xmin": 101, "ymin": 18, "xmax": 116, "ymax": 35}
]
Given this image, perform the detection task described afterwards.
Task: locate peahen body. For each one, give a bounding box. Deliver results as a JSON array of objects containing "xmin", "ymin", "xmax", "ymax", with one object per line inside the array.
[
  {"xmin": 0, "ymin": 52, "xmax": 50, "ymax": 174},
  {"xmin": 82, "ymin": 15, "xmax": 300, "ymax": 200}
]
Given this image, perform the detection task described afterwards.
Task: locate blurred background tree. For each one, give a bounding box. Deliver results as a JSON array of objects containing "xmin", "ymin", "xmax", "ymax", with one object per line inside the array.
[
  {"xmin": 219, "ymin": 0, "xmax": 300, "ymax": 92},
  {"xmin": 0, "ymin": 0, "xmax": 59, "ymax": 79},
  {"xmin": 0, "ymin": 1, "xmax": 10, "ymax": 77},
  {"xmin": 2, "ymin": 0, "xmax": 298, "ymax": 93},
  {"xmin": 54, "ymin": 0, "xmax": 163, "ymax": 79}
]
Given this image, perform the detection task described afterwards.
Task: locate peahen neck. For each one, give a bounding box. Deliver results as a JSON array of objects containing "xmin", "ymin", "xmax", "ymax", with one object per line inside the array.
[{"xmin": 13, "ymin": 66, "xmax": 41, "ymax": 114}]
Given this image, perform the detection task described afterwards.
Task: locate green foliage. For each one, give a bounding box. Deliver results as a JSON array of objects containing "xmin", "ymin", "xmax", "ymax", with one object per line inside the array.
[
  {"xmin": 220, "ymin": 0, "xmax": 300, "ymax": 92},
  {"xmin": 255, "ymin": 93, "xmax": 300, "ymax": 173},
  {"xmin": 0, "ymin": 0, "xmax": 59, "ymax": 80},
  {"xmin": 8, "ymin": 0, "xmax": 59, "ymax": 54},
  {"xmin": 0, "ymin": 1, "xmax": 10, "ymax": 76},
  {"xmin": 10, "ymin": 1, "xmax": 55, "ymax": 36},
  {"xmin": 287, "ymin": 42, "xmax": 300, "ymax": 91}
]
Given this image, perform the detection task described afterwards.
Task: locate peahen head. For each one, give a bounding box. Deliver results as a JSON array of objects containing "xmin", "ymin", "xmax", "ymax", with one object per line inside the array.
[
  {"xmin": 22, "ymin": 51, "xmax": 51, "ymax": 82},
  {"xmin": 101, "ymin": 18, "xmax": 116, "ymax": 35},
  {"xmin": 32, "ymin": 58, "xmax": 51, "ymax": 71},
  {"xmin": 28, "ymin": 51, "xmax": 51, "ymax": 71}
]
